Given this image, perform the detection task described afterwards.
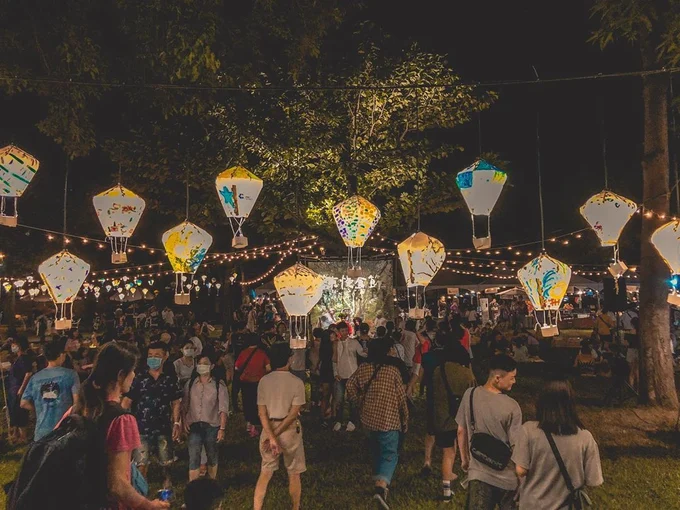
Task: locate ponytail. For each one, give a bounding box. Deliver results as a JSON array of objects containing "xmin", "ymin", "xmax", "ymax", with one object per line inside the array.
[{"xmin": 74, "ymin": 342, "xmax": 137, "ymax": 419}]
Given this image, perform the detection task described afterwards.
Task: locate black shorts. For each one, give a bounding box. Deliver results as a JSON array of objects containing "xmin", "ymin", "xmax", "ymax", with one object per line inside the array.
[{"xmin": 435, "ymin": 430, "xmax": 457, "ymax": 449}]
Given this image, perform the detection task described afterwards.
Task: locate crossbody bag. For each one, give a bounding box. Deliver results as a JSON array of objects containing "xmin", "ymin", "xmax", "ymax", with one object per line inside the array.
[
  {"xmin": 544, "ymin": 431, "xmax": 592, "ymax": 509},
  {"xmin": 468, "ymin": 387, "xmax": 513, "ymax": 471}
]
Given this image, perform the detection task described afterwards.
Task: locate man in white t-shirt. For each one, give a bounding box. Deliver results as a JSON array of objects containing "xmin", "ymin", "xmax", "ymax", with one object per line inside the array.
[
  {"xmin": 255, "ymin": 343, "xmax": 306, "ymax": 510},
  {"xmin": 332, "ymin": 322, "xmax": 367, "ymax": 432},
  {"xmin": 400, "ymin": 319, "xmax": 418, "ymax": 371}
]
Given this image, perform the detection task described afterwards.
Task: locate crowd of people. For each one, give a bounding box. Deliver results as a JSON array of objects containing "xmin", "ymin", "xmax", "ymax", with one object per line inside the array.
[{"xmin": 1, "ymin": 295, "xmax": 605, "ymax": 510}]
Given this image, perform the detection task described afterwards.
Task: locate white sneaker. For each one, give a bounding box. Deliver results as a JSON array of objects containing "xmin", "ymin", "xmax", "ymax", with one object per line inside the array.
[
  {"xmin": 346, "ymin": 421, "xmax": 356, "ymax": 432},
  {"xmin": 332, "ymin": 422, "xmax": 342, "ymax": 432}
]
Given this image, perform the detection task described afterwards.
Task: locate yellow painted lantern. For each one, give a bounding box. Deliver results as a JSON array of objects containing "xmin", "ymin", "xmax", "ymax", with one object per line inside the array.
[
  {"xmin": 162, "ymin": 221, "xmax": 213, "ymax": 305},
  {"xmin": 332, "ymin": 195, "xmax": 381, "ymax": 276}
]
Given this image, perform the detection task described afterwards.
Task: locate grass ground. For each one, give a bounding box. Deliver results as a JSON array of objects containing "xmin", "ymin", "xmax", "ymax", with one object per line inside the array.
[{"xmin": 1, "ymin": 372, "xmax": 679, "ymax": 509}]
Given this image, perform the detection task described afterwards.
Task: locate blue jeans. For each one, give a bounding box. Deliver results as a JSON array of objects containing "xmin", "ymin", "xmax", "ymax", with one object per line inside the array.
[
  {"xmin": 333, "ymin": 378, "xmax": 355, "ymax": 423},
  {"xmin": 369, "ymin": 431, "xmax": 402, "ymax": 485},
  {"xmin": 188, "ymin": 422, "xmax": 219, "ymax": 470}
]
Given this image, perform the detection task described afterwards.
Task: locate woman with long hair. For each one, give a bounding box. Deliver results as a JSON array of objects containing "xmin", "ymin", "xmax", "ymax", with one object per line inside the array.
[
  {"xmin": 514, "ymin": 378, "xmax": 603, "ymax": 509},
  {"xmin": 75, "ymin": 342, "xmax": 169, "ymax": 510}
]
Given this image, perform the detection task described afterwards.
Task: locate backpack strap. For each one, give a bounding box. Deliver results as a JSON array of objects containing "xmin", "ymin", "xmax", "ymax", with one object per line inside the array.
[
  {"xmin": 469, "ymin": 386, "xmax": 477, "ymax": 433},
  {"xmin": 544, "ymin": 430, "xmax": 577, "ymax": 500},
  {"xmin": 239, "ymin": 346, "xmax": 260, "ymax": 375}
]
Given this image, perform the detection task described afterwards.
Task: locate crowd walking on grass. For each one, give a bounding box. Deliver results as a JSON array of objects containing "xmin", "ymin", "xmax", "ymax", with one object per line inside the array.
[{"xmin": 2, "ymin": 297, "xmax": 604, "ymax": 510}]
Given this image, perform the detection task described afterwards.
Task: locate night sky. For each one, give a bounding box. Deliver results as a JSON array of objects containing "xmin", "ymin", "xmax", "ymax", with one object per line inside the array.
[{"xmin": 0, "ymin": 0, "xmax": 656, "ymax": 279}]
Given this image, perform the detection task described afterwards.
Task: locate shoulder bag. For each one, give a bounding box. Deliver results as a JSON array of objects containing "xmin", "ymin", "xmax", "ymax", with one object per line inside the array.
[
  {"xmin": 544, "ymin": 430, "xmax": 592, "ymax": 509},
  {"xmin": 468, "ymin": 387, "xmax": 513, "ymax": 471}
]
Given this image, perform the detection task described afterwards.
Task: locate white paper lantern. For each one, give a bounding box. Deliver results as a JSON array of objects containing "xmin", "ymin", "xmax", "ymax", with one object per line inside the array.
[
  {"xmin": 0, "ymin": 145, "xmax": 39, "ymax": 227},
  {"xmin": 517, "ymin": 253, "xmax": 571, "ymax": 337},
  {"xmin": 651, "ymin": 220, "xmax": 680, "ymax": 305},
  {"xmin": 456, "ymin": 159, "xmax": 507, "ymax": 249},
  {"xmin": 580, "ymin": 190, "xmax": 637, "ymax": 278},
  {"xmin": 39, "ymin": 250, "xmax": 90, "ymax": 330},
  {"xmin": 162, "ymin": 221, "xmax": 213, "ymax": 305},
  {"xmin": 398, "ymin": 232, "xmax": 446, "ymax": 319},
  {"xmin": 215, "ymin": 166, "xmax": 263, "ymax": 249},
  {"xmin": 274, "ymin": 263, "xmax": 325, "ymax": 345},
  {"xmin": 93, "ymin": 185, "xmax": 146, "ymax": 264}
]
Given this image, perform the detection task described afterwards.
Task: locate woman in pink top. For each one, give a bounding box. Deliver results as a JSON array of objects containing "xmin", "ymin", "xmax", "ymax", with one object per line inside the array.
[{"xmin": 75, "ymin": 342, "xmax": 169, "ymax": 510}]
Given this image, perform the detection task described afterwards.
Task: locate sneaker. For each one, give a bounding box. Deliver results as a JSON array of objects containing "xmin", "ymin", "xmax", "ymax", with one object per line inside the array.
[
  {"xmin": 332, "ymin": 422, "xmax": 343, "ymax": 432},
  {"xmin": 346, "ymin": 421, "xmax": 356, "ymax": 432},
  {"xmin": 442, "ymin": 481, "xmax": 452, "ymax": 503},
  {"xmin": 373, "ymin": 487, "xmax": 390, "ymax": 510},
  {"xmin": 419, "ymin": 465, "xmax": 432, "ymax": 478}
]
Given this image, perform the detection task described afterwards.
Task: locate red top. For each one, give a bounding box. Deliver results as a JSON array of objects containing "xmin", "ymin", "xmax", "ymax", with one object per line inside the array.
[
  {"xmin": 106, "ymin": 415, "xmax": 142, "ymax": 510},
  {"xmin": 235, "ymin": 346, "xmax": 270, "ymax": 383},
  {"xmin": 461, "ymin": 329, "xmax": 471, "ymax": 352},
  {"xmin": 413, "ymin": 337, "xmax": 431, "ymax": 365}
]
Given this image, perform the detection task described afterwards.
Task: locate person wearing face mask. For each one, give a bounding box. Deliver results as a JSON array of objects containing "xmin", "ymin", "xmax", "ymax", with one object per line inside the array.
[
  {"xmin": 181, "ymin": 355, "xmax": 229, "ymax": 481},
  {"xmin": 122, "ymin": 342, "xmax": 183, "ymax": 489},
  {"xmin": 175, "ymin": 341, "xmax": 197, "ymax": 386}
]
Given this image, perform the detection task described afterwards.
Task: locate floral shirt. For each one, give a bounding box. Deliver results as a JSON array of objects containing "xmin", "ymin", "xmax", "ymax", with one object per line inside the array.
[{"xmin": 125, "ymin": 370, "xmax": 182, "ymax": 436}]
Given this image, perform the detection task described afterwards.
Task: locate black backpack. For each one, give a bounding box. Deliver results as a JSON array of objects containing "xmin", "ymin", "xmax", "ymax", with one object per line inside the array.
[{"xmin": 6, "ymin": 402, "xmax": 128, "ymax": 510}]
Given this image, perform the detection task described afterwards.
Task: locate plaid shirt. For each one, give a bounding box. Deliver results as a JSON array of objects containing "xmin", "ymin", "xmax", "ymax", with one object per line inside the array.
[{"xmin": 346, "ymin": 362, "xmax": 409, "ymax": 432}]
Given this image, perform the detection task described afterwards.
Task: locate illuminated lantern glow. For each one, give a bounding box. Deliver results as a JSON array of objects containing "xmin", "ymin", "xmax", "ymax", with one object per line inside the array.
[
  {"xmin": 580, "ymin": 190, "xmax": 637, "ymax": 278},
  {"xmin": 38, "ymin": 250, "xmax": 90, "ymax": 330},
  {"xmin": 332, "ymin": 195, "xmax": 381, "ymax": 276},
  {"xmin": 517, "ymin": 253, "xmax": 571, "ymax": 337},
  {"xmin": 0, "ymin": 145, "xmax": 39, "ymax": 227},
  {"xmin": 398, "ymin": 232, "xmax": 446, "ymax": 319},
  {"xmin": 162, "ymin": 221, "xmax": 213, "ymax": 305},
  {"xmin": 651, "ymin": 220, "xmax": 680, "ymax": 305},
  {"xmin": 456, "ymin": 159, "xmax": 507, "ymax": 249},
  {"xmin": 215, "ymin": 166, "xmax": 263, "ymax": 249},
  {"xmin": 93, "ymin": 185, "xmax": 146, "ymax": 264},
  {"xmin": 273, "ymin": 263, "xmax": 325, "ymax": 348}
]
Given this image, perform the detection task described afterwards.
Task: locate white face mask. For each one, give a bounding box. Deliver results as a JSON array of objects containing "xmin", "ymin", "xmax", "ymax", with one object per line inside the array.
[
  {"xmin": 196, "ymin": 364, "xmax": 211, "ymax": 375},
  {"xmin": 183, "ymin": 348, "xmax": 195, "ymax": 358}
]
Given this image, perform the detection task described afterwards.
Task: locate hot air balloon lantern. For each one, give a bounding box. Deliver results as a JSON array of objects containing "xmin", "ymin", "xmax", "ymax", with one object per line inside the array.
[
  {"xmin": 517, "ymin": 254, "xmax": 571, "ymax": 337},
  {"xmin": 93, "ymin": 185, "xmax": 146, "ymax": 264},
  {"xmin": 580, "ymin": 190, "xmax": 637, "ymax": 279},
  {"xmin": 38, "ymin": 250, "xmax": 90, "ymax": 330},
  {"xmin": 456, "ymin": 160, "xmax": 507, "ymax": 249},
  {"xmin": 398, "ymin": 232, "xmax": 446, "ymax": 319},
  {"xmin": 274, "ymin": 263, "xmax": 325, "ymax": 349},
  {"xmin": 162, "ymin": 221, "xmax": 213, "ymax": 305},
  {"xmin": 215, "ymin": 166, "xmax": 263, "ymax": 249},
  {"xmin": 651, "ymin": 220, "xmax": 680, "ymax": 305},
  {"xmin": 0, "ymin": 145, "xmax": 39, "ymax": 227},
  {"xmin": 332, "ymin": 195, "xmax": 381, "ymax": 277}
]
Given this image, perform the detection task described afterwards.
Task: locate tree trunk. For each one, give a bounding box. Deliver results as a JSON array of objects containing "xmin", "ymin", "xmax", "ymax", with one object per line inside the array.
[{"xmin": 638, "ymin": 52, "xmax": 679, "ymax": 408}]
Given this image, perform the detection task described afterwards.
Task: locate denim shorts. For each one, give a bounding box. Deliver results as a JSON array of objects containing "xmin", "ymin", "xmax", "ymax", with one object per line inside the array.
[
  {"xmin": 134, "ymin": 434, "xmax": 173, "ymax": 467},
  {"xmin": 188, "ymin": 422, "xmax": 219, "ymax": 470}
]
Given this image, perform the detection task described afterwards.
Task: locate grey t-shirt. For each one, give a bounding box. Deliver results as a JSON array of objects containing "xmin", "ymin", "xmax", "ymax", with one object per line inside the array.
[
  {"xmin": 455, "ymin": 386, "xmax": 523, "ymax": 491},
  {"xmin": 513, "ymin": 421, "xmax": 603, "ymax": 510}
]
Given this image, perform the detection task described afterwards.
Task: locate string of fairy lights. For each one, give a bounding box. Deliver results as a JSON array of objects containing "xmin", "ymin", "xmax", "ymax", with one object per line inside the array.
[{"xmin": 4, "ymin": 66, "xmax": 680, "ymax": 332}]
